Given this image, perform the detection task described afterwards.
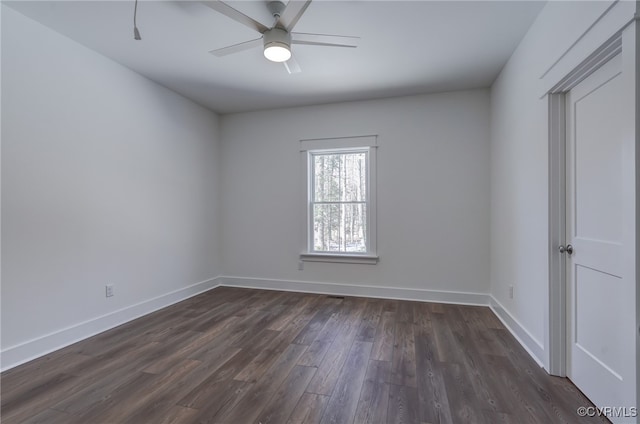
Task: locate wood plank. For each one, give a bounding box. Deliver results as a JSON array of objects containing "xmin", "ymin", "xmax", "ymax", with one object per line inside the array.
[
  {"xmin": 429, "ymin": 302, "xmax": 445, "ymax": 314},
  {"xmin": 79, "ymin": 359, "xmax": 201, "ymax": 424},
  {"xmin": 143, "ymin": 323, "xmax": 234, "ymax": 374},
  {"xmin": 438, "ymin": 306, "xmax": 512, "ymax": 415},
  {"xmin": 69, "ymin": 371, "xmax": 157, "ymax": 423},
  {"xmin": 235, "ymin": 323, "xmax": 314, "ymax": 382},
  {"xmin": 186, "ymin": 380, "xmax": 254, "ymax": 423},
  {"xmin": 396, "ymin": 301, "xmax": 415, "ymax": 324},
  {"xmin": 481, "ymin": 410, "xmax": 526, "ymax": 424},
  {"xmin": 267, "ymin": 300, "xmax": 328, "ymax": 353},
  {"xmin": 482, "ymin": 352, "xmax": 608, "ymax": 424},
  {"xmin": 185, "ymin": 338, "xmax": 242, "ymax": 367},
  {"xmin": 478, "ymin": 354, "xmax": 546, "ymax": 424},
  {"xmin": 179, "ymin": 301, "xmax": 248, "ymax": 334},
  {"xmin": 297, "ymin": 301, "xmax": 349, "ymax": 366},
  {"xmin": 212, "ymin": 343, "xmax": 309, "ymax": 423},
  {"xmin": 442, "ymin": 362, "xmax": 489, "ymax": 424},
  {"xmin": 268, "ymin": 294, "xmax": 320, "ymax": 331},
  {"xmin": 414, "ymin": 335, "xmax": 453, "ymax": 424},
  {"xmin": 223, "ymin": 309, "xmax": 277, "ymax": 347},
  {"xmin": 229, "ymin": 309, "xmax": 288, "ymax": 348},
  {"xmin": 413, "ymin": 301, "xmax": 433, "ymax": 337},
  {"xmin": 370, "ymin": 311, "xmax": 395, "ymax": 361},
  {"xmin": 177, "ymin": 348, "xmax": 256, "ymax": 409},
  {"xmin": 306, "ymin": 300, "xmax": 367, "ymax": 395},
  {"xmin": 121, "ymin": 360, "xmax": 206, "ymax": 424},
  {"xmin": 244, "ymin": 289, "xmax": 288, "ymax": 311},
  {"xmin": 254, "ymin": 365, "xmax": 317, "ymax": 424},
  {"xmin": 381, "ymin": 299, "xmax": 398, "ymax": 313},
  {"xmin": 356, "ymin": 300, "xmax": 383, "ymax": 342},
  {"xmin": 157, "ymin": 406, "xmax": 199, "ymax": 424},
  {"xmin": 292, "ymin": 299, "xmax": 341, "ymax": 345},
  {"xmin": 430, "ymin": 310, "xmax": 463, "ymax": 363},
  {"xmin": 287, "ymin": 393, "xmax": 330, "ymax": 424},
  {"xmin": 319, "ymin": 340, "xmax": 372, "ymax": 424},
  {"xmin": 387, "ymin": 384, "xmax": 420, "ymax": 424},
  {"xmin": 388, "ymin": 321, "xmax": 417, "ymax": 388},
  {"xmin": 233, "ymin": 348, "xmax": 281, "ymax": 382},
  {"xmin": 16, "ymin": 407, "xmax": 74, "ymax": 424},
  {"xmin": 48, "ymin": 342, "xmax": 166, "ymax": 415},
  {"xmin": 297, "ymin": 339, "xmax": 332, "ymax": 367},
  {"xmin": 77, "ymin": 306, "xmax": 192, "ymax": 352},
  {"xmin": 354, "ymin": 360, "xmax": 391, "ymax": 424},
  {"xmin": 1, "ymin": 351, "xmax": 92, "ymax": 394},
  {"xmin": 1, "ymin": 373, "xmax": 79, "ymax": 424}
]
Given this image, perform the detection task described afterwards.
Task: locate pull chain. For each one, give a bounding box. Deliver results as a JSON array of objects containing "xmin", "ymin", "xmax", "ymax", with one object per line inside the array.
[{"xmin": 133, "ymin": 0, "xmax": 142, "ymax": 40}]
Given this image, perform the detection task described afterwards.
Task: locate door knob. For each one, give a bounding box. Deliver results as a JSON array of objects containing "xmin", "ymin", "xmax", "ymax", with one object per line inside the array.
[{"xmin": 558, "ymin": 244, "xmax": 573, "ymax": 255}]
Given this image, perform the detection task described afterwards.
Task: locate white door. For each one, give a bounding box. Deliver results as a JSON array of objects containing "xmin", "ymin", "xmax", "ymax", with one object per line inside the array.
[{"xmin": 565, "ymin": 53, "xmax": 635, "ymax": 421}]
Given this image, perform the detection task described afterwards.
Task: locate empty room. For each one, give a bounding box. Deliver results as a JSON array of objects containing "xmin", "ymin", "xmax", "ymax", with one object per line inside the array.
[{"xmin": 1, "ymin": 1, "xmax": 638, "ymax": 423}]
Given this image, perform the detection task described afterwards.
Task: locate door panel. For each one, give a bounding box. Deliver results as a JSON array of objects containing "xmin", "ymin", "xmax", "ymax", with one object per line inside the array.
[
  {"xmin": 565, "ymin": 53, "xmax": 634, "ymax": 419},
  {"xmin": 573, "ymin": 70, "xmax": 624, "ymax": 243},
  {"xmin": 575, "ymin": 265, "xmax": 624, "ymax": 377}
]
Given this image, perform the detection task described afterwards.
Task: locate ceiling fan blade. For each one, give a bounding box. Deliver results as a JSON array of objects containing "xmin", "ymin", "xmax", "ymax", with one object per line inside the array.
[
  {"xmin": 200, "ymin": 1, "xmax": 269, "ymax": 33},
  {"xmin": 292, "ymin": 32, "xmax": 359, "ymax": 48},
  {"xmin": 284, "ymin": 55, "xmax": 302, "ymax": 74},
  {"xmin": 277, "ymin": 0, "xmax": 312, "ymax": 31},
  {"xmin": 209, "ymin": 38, "xmax": 263, "ymax": 57}
]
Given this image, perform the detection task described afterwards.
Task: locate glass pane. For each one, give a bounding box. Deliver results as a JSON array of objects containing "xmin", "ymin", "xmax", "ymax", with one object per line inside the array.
[
  {"xmin": 313, "ymin": 152, "xmax": 367, "ymax": 202},
  {"xmin": 313, "ymin": 203, "xmax": 367, "ymax": 253}
]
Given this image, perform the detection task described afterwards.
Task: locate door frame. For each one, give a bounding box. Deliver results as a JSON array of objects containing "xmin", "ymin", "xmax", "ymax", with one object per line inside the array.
[
  {"xmin": 547, "ymin": 32, "xmax": 623, "ymax": 376},
  {"xmin": 547, "ymin": 19, "xmax": 637, "ymax": 386}
]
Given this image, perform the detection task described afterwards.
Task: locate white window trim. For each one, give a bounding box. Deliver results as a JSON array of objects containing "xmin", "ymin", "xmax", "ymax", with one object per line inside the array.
[
  {"xmin": 299, "ymin": 252, "xmax": 379, "ymax": 265},
  {"xmin": 300, "ymin": 135, "xmax": 378, "ymax": 265}
]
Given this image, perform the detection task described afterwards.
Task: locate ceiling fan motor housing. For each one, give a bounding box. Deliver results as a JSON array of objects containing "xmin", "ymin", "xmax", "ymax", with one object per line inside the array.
[{"xmin": 264, "ymin": 28, "xmax": 291, "ymax": 48}]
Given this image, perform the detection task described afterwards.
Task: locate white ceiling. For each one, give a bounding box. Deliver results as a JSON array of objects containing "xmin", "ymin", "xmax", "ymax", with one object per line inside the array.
[{"xmin": 5, "ymin": 0, "xmax": 545, "ymax": 114}]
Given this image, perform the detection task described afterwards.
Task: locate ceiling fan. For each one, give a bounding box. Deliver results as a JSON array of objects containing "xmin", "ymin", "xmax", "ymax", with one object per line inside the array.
[{"xmin": 201, "ymin": 0, "xmax": 359, "ymax": 73}]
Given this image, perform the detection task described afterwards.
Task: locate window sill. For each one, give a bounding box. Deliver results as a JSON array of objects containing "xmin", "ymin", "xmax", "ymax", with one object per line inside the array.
[{"xmin": 300, "ymin": 253, "xmax": 379, "ymax": 265}]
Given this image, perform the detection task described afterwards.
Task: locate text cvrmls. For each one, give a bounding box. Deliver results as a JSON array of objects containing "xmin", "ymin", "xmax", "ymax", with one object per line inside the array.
[{"xmin": 576, "ymin": 406, "xmax": 638, "ymax": 418}]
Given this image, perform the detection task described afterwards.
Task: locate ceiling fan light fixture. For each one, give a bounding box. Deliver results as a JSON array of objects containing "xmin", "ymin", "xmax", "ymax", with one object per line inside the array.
[
  {"xmin": 263, "ymin": 28, "xmax": 292, "ymax": 62},
  {"xmin": 264, "ymin": 43, "xmax": 291, "ymax": 62}
]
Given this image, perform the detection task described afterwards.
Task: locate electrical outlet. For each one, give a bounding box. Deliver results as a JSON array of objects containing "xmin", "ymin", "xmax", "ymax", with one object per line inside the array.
[
  {"xmin": 105, "ymin": 284, "xmax": 114, "ymax": 298},
  {"xmin": 298, "ymin": 261, "xmax": 304, "ymax": 271},
  {"xmin": 508, "ymin": 285, "xmax": 514, "ymax": 299}
]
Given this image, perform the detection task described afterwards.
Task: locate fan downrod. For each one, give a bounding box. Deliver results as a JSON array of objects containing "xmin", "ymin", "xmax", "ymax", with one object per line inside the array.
[{"xmin": 267, "ymin": 1, "xmax": 286, "ymax": 19}]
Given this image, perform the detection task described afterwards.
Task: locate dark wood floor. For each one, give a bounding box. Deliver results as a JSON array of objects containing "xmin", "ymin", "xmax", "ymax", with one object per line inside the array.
[{"xmin": 1, "ymin": 287, "xmax": 605, "ymax": 424}]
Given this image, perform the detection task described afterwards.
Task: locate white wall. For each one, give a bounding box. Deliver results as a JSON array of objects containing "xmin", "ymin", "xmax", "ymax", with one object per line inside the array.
[
  {"xmin": 220, "ymin": 90, "xmax": 491, "ymax": 298},
  {"xmin": 490, "ymin": 0, "xmax": 632, "ymax": 365},
  {"xmin": 1, "ymin": 6, "xmax": 221, "ymax": 367}
]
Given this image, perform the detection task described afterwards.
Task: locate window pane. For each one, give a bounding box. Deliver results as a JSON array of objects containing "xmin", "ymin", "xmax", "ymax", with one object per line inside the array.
[
  {"xmin": 313, "ymin": 152, "xmax": 367, "ymax": 202},
  {"xmin": 313, "ymin": 203, "xmax": 367, "ymax": 253}
]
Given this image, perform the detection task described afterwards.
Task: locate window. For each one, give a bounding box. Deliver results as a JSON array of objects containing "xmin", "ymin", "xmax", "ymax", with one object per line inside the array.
[{"xmin": 300, "ymin": 136, "xmax": 377, "ymax": 264}]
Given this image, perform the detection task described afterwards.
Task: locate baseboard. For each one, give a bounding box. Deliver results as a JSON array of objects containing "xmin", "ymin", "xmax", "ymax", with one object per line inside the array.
[
  {"xmin": 489, "ymin": 296, "xmax": 545, "ymax": 367},
  {"xmin": 1, "ymin": 275, "xmax": 546, "ymax": 374},
  {"xmin": 221, "ymin": 276, "xmax": 546, "ymax": 368},
  {"xmin": 219, "ymin": 276, "xmax": 491, "ymax": 306},
  {"xmin": 0, "ymin": 277, "xmax": 221, "ymax": 372}
]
